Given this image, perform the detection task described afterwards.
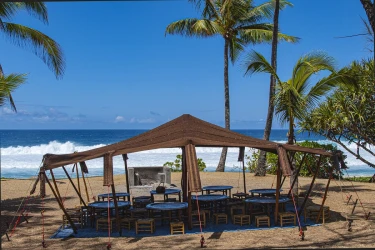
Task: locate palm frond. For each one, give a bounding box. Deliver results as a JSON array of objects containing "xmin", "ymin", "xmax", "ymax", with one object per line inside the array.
[
  {"xmin": 240, "ymin": 26, "xmax": 298, "ymax": 45},
  {"xmin": 0, "ymin": 3, "xmax": 17, "ymax": 19},
  {"xmin": 3, "ymin": 22, "xmax": 65, "ymax": 78},
  {"xmin": 228, "ymin": 37, "xmax": 245, "ymax": 63},
  {"xmin": 0, "ymin": 73, "xmax": 27, "ymax": 112},
  {"xmin": 189, "ymin": 0, "xmax": 219, "ymax": 19},
  {"xmin": 361, "ymin": 17, "xmax": 374, "ymax": 52},
  {"xmin": 191, "ymin": 19, "xmax": 222, "ymax": 37},
  {"xmin": 17, "ymin": 2, "xmax": 48, "ymax": 24},
  {"xmin": 221, "ymin": 0, "xmax": 249, "ymax": 24},
  {"xmin": 166, "ymin": 18, "xmax": 220, "ymax": 37},
  {"xmin": 292, "ymin": 51, "xmax": 336, "ymax": 90},
  {"xmin": 243, "ymin": 50, "xmax": 282, "ymax": 83}
]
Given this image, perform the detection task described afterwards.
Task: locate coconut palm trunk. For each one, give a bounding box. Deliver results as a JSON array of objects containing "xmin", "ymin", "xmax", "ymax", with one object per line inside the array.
[
  {"xmin": 216, "ymin": 39, "xmax": 230, "ymax": 172},
  {"xmin": 360, "ymin": 0, "xmax": 375, "ymax": 32},
  {"xmin": 255, "ymin": 0, "xmax": 280, "ymax": 176}
]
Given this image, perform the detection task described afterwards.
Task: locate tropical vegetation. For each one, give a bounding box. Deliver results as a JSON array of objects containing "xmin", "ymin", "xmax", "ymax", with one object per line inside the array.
[
  {"xmin": 0, "ymin": 66, "xmax": 27, "ymax": 112},
  {"xmin": 300, "ymin": 59, "xmax": 375, "ymax": 169},
  {"xmin": 164, "ymin": 154, "xmax": 207, "ymax": 172},
  {"xmin": 165, "ymin": 0, "xmax": 297, "ymax": 172},
  {"xmin": 246, "ymin": 141, "xmax": 344, "ymax": 179},
  {"xmin": 0, "ymin": 2, "xmax": 65, "ymax": 78}
]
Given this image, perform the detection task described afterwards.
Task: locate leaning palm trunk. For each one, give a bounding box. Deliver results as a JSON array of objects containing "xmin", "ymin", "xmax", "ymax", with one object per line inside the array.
[
  {"xmin": 216, "ymin": 39, "xmax": 230, "ymax": 172},
  {"xmin": 255, "ymin": 0, "xmax": 281, "ymax": 176},
  {"xmin": 360, "ymin": 0, "xmax": 375, "ymax": 32}
]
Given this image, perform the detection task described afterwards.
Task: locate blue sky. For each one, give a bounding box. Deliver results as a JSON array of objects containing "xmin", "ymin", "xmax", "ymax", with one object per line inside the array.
[{"xmin": 0, "ymin": 0, "xmax": 371, "ymax": 129}]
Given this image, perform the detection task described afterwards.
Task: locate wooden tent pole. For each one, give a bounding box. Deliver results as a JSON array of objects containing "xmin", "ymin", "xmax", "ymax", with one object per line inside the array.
[
  {"xmin": 49, "ymin": 169, "xmax": 62, "ymax": 203},
  {"xmin": 111, "ymin": 184, "xmax": 121, "ymax": 235},
  {"xmin": 75, "ymin": 163, "xmax": 82, "ymax": 205},
  {"xmin": 316, "ymin": 162, "xmax": 333, "ymax": 223},
  {"xmin": 182, "ymin": 147, "xmax": 188, "ymax": 202},
  {"xmin": 298, "ymin": 155, "xmax": 322, "ymax": 217},
  {"xmin": 122, "ymin": 154, "xmax": 130, "ymax": 197},
  {"xmin": 44, "ymin": 172, "xmax": 78, "ymax": 234},
  {"xmin": 288, "ymin": 153, "xmax": 307, "ymax": 197},
  {"xmin": 274, "ymin": 161, "xmax": 281, "ymax": 224},
  {"xmin": 62, "ymin": 166, "xmax": 87, "ymax": 207},
  {"xmin": 81, "ymin": 168, "xmax": 90, "ymax": 204},
  {"xmin": 242, "ymin": 160, "xmax": 246, "ymax": 195},
  {"xmin": 188, "ymin": 191, "xmax": 192, "ymax": 230}
]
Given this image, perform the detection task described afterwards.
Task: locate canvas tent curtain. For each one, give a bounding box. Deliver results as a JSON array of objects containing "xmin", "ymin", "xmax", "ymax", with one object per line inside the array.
[
  {"xmin": 41, "ymin": 114, "xmax": 333, "ymax": 171},
  {"xmin": 185, "ymin": 144, "xmax": 202, "ymax": 192}
]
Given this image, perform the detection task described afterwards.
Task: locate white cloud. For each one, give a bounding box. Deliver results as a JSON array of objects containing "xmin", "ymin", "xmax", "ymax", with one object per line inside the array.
[
  {"xmin": 115, "ymin": 116, "xmax": 125, "ymax": 122},
  {"xmin": 1, "ymin": 107, "xmax": 14, "ymax": 115},
  {"xmin": 129, "ymin": 117, "xmax": 155, "ymax": 124}
]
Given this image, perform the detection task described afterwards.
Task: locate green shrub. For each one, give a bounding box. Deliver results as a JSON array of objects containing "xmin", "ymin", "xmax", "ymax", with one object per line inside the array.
[
  {"xmin": 246, "ymin": 141, "xmax": 345, "ymax": 178},
  {"xmin": 344, "ymin": 176, "xmax": 372, "ymax": 182},
  {"xmin": 164, "ymin": 154, "xmax": 206, "ymax": 172}
]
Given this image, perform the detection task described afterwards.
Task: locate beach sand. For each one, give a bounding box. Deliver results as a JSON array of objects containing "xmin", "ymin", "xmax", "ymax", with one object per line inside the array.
[{"xmin": 1, "ymin": 172, "xmax": 375, "ymax": 249}]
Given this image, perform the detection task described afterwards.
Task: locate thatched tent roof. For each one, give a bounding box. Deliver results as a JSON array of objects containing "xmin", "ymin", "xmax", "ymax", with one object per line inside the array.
[{"xmin": 42, "ymin": 114, "xmax": 332, "ymax": 170}]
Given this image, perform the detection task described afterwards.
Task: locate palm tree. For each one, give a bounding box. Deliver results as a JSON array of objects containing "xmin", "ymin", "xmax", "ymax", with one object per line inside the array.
[
  {"xmin": 244, "ymin": 50, "xmax": 350, "ymax": 192},
  {"xmin": 255, "ymin": 0, "xmax": 281, "ymax": 176},
  {"xmin": 360, "ymin": 0, "xmax": 374, "ymax": 33},
  {"xmin": 166, "ymin": 0, "xmax": 297, "ymax": 172},
  {"xmin": 0, "ymin": 65, "xmax": 27, "ymax": 112},
  {"xmin": 0, "ymin": 2, "xmax": 65, "ymax": 78}
]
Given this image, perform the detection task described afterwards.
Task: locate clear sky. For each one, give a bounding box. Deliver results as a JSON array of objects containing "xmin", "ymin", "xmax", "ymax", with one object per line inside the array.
[{"xmin": 0, "ymin": 0, "xmax": 371, "ymax": 129}]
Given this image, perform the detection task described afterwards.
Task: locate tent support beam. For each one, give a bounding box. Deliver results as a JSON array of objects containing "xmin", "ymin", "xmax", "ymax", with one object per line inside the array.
[
  {"xmin": 111, "ymin": 184, "xmax": 121, "ymax": 235},
  {"xmin": 81, "ymin": 169, "xmax": 90, "ymax": 203},
  {"xmin": 62, "ymin": 166, "xmax": 87, "ymax": 207},
  {"xmin": 49, "ymin": 169, "xmax": 62, "ymax": 203},
  {"xmin": 274, "ymin": 161, "xmax": 281, "ymax": 224},
  {"xmin": 182, "ymin": 148, "xmax": 188, "ymax": 203},
  {"xmin": 122, "ymin": 154, "xmax": 130, "ymax": 198},
  {"xmin": 188, "ymin": 191, "xmax": 192, "ymax": 230},
  {"xmin": 288, "ymin": 153, "xmax": 307, "ymax": 197},
  {"xmin": 316, "ymin": 162, "xmax": 333, "ymax": 223},
  {"xmin": 242, "ymin": 160, "xmax": 246, "ymax": 194},
  {"xmin": 298, "ymin": 155, "xmax": 322, "ymax": 217},
  {"xmin": 44, "ymin": 172, "xmax": 78, "ymax": 234},
  {"xmin": 75, "ymin": 163, "xmax": 82, "ymax": 205}
]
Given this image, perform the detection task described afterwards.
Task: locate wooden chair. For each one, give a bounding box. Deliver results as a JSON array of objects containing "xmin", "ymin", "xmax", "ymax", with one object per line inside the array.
[
  {"xmin": 230, "ymin": 205, "xmax": 245, "ymax": 223},
  {"xmin": 120, "ymin": 217, "xmax": 136, "ymax": 230},
  {"xmin": 255, "ymin": 215, "xmax": 270, "ymax": 228},
  {"xmin": 233, "ymin": 214, "xmax": 251, "ymax": 226},
  {"xmin": 136, "ymin": 218, "xmax": 155, "ymax": 234},
  {"xmin": 279, "ymin": 212, "xmax": 296, "ymax": 227},
  {"xmin": 62, "ymin": 208, "xmax": 83, "ymax": 228},
  {"xmin": 304, "ymin": 205, "xmax": 330, "ymax": 224},
  {"xmin": 192, "ymin": 210, "xmax": 206, "ymax": 228},
  {"xmin": 170, "ymin": 221, "xmax": 185, "ymax": 234},
  {"xmin": 213, "ymin": 213, "xmax": 228, "ymax": 225},
  {"xmin": 96, "ymin": 217, "xmax": 115, "ymax": 232}
]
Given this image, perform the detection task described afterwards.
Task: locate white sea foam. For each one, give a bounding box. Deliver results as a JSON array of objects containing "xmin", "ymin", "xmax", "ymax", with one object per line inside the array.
[{"xmin": 1, "ymin": 140, "xmax": 374, "ymax": 177}]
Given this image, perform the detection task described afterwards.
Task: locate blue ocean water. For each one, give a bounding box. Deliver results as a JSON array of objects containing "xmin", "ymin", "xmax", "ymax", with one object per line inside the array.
[{"xmin": 1, "ymin": 129, "xmax": 374, "ymax": 179}]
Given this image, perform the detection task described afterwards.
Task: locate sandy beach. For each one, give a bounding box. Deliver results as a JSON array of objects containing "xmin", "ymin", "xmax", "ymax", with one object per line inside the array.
[{"xmin": 1, "ymin": 172, "xmax": 375, "ymax": 249}]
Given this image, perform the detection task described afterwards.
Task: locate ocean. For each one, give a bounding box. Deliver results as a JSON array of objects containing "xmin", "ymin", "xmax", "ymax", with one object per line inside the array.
[{"xmin": 1, "ymin": 129, "xmax": 374, "ymax": 179}]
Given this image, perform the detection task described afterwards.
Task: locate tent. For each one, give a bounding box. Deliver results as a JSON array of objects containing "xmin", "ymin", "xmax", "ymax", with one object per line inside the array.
[{"xmin": 35, "ymin": 114, "xmax": 341, "ymax": 233}]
